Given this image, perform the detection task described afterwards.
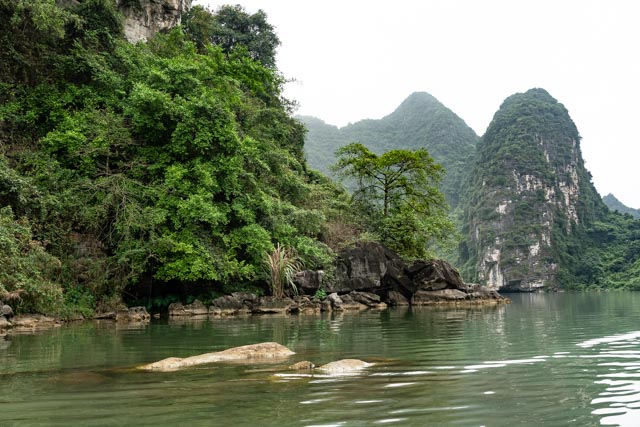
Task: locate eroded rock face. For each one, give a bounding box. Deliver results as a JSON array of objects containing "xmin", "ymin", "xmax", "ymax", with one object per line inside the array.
[
  {"xmin": 332, "ymin": 241, "xmax": 407, "ymax": 293},
  {"xmin": 117, "ymin": 0, "xmax": 193, "ymax": 43},
  {"xmin": 328, "ymin": 242, "xmax": 507, "ymax": 306},
  {"xmin": 408, "ymin": 260, "xmax": 468, "ymax": 293},
  {"xmin": 294, "ymin": 270, "xmax": 324, "ymax": 295},
  {"xmin": 209, "ymin": 294, "xmax": 253, "ymax": 316},
  {"xmin": 139, "ymin": 342, "xmax": 295, "ymax": 371},
  {"xmin": 7, "ymin": 315, "xmax": 62, "ymax": 333}
]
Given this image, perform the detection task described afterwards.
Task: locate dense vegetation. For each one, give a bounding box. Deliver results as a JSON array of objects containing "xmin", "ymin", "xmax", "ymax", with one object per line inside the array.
[
  {"xmin": 0, "ymin": 1, "xmax": 458, "ymax": 317},
  {"xmin": 300, "ymin": 92, "xmax": 478, "ymax": 208},
  {"xmin": 0, "ymin": 0, "xmax": 354, "ymax": 315}
]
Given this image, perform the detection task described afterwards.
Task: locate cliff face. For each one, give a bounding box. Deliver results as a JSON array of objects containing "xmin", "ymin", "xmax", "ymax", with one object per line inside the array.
[
  {"xmin": 57, "ymin": 0, "xmax": 191, "ymax": 42},
  {"xmin": 117, "ymin": 0, "xmax": 192, "ymax": 42},
  {"xmin": 460, "ymin": 89, "xmax": 603, "ymax": 291}
]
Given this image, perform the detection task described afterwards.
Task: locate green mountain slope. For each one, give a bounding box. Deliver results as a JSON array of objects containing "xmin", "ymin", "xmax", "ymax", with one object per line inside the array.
[
  {"xmin": 301, "ymin": 92, "xmax": 478, "ymax": 207},
  {"xmin": 603, "ymin": 194, "xmax": 640, "ymax": 219}
]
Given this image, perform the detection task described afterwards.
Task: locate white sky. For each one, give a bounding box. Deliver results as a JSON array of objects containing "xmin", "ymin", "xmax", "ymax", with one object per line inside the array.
[{"xmin": 198, "ymin": 0, "xmax": 640, "ymax": 209}]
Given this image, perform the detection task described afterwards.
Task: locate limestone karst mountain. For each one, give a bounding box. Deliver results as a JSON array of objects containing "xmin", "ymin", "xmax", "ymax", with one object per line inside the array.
[{"xmin": 459, "ymin": 88, "xmax": 606, "ymax": 291}]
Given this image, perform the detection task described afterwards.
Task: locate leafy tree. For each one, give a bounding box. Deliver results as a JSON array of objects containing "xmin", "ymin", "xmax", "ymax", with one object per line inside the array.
[
  {"xmin": 300, "ymin": 92, "xmax": 479, "ymax": 208},
  {"xmin": 183, "ymin": 4, "xmax": 280, "ymax": 68},
  {"xmin": 333, "ymin": 143, "xmax": 454, "ymax": 258}
]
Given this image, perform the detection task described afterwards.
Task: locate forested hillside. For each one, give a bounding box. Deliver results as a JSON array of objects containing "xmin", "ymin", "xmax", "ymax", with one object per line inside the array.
[
  {"xmin": 0, "ymin": 1, "xmax": 350, "ymax": 315},
  {"xmin": 301, "ymin": 92, "xmax": 478, "ymax": 207},
  {"xmin": 603, "ymin": 194, "xmax": 640, "ymax": 219}
]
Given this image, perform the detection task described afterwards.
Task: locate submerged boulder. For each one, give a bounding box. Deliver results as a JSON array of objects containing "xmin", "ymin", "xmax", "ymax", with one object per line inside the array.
[
  {"xmin": 318, "ymin": 359, "xmax": 373, "ymax": 373},
  {"xmin": 289, "ymin": 361, "xmax": 316, "ymax": 370},
  {"xmin": 139, "ymin": 342, "xmax": 295, "ymax": 371}
]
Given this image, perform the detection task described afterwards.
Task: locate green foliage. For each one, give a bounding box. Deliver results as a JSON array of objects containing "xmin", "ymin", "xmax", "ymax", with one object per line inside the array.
[
  {"xmin": 314, "ymin": 288, "xmax": 327, "ymax": 299},
  {"xmin": 0, "ymin": 206, "xmax": 64, "ymax": 315},
  {"xmin": 0, "ymin": 2, "xmax": 340, "ymax": 313},
  {"xmin": 333, "ymin": 143, "xmax": 455, "ymax": 258},
  {"xmin": 183, "ymin": 4, "xmax": 280, "ymax": 68}
]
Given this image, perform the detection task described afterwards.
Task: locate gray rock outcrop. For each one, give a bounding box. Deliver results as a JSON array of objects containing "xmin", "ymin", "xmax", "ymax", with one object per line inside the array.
[
  {"xmin": 1, "ymin": 304, "xmax": 14, "ymax": 319},
  {"xmin": 332, "ymin": 241, "xmax": 508, "ymax": 306},
  {"xmin": 332, "ymin": 241, "xmax": 406, "ymax": 293},
  {"xmin": 117, "ymin": 0, "xmax": 192, "ymax": 43}
]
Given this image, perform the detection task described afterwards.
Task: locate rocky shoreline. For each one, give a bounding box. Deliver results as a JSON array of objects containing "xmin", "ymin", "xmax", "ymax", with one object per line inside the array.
[
  {"xmin": 167, "ymin": 242, "xmax": 508, "ymax": 318},
  {"xmin": 1, "ymin": 242, "xmax": 508, "ymax": 336}
]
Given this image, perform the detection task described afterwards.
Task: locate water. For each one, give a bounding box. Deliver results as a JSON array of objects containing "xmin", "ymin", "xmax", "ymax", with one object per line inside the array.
[{"xmin": 3, "ymin": 292, "xmax": 640, "ymax": 426}]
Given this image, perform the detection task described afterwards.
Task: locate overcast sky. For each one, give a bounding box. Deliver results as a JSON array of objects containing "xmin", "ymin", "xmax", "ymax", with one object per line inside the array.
[{"xmin": 198, "ymin": 0, "xmax": 640, "ymax": 209}]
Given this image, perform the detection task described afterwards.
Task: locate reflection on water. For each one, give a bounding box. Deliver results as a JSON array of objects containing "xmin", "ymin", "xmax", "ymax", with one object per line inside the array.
[{"xmin": 2, "ymin": 293, "xmax": 640, "ymax": 425}]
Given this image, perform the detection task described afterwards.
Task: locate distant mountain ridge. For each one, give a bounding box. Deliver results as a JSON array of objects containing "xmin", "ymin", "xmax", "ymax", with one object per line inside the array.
[
  {"xmin": 299, "ymin": 92, "xmax": 479, "ymax": 207},
  {"xmin": 603, "ymin": 194, "xmax": 640, "ymax": 218}
]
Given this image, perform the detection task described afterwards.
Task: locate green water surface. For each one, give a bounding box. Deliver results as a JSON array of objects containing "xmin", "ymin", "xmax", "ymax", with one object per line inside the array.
[{"xmin": 3, "ymin": 292, "xmax": 640, "ymax": 426}]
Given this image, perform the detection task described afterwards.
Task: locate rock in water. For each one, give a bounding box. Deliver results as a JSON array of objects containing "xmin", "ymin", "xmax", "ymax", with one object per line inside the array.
[
  {"xmin": 318, "ymin": 359, "xmax": 373, "ymax": 373},
  {"xmin": 289, "ymin": 361, "xmax": 315, "ymax": 370},
  {"xmin": 139, "ymin": 342, "xmax": 295, "ymax": 371}
]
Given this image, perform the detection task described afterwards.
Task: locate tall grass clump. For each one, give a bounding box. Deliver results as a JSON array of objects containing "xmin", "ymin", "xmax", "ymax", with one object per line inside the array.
[{"xmin": 264, "ymin": 243, "xmax": 303, "ymax": 298}]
